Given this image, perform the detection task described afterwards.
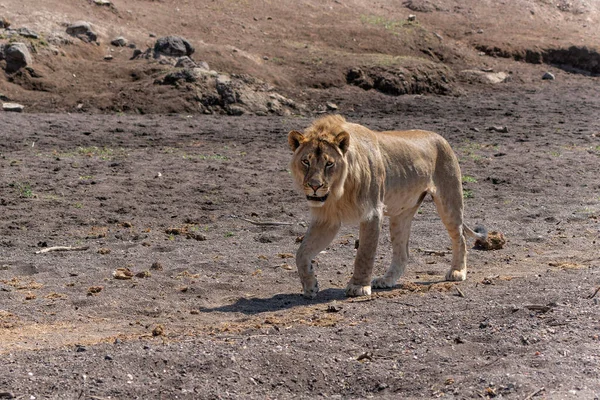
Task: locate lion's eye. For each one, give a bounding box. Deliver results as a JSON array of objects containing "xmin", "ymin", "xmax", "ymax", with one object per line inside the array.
[
  {"xmin": 325, "ymin": 161, "xmax": 334, "ymax": 168},
  {"xmin": 301, "ymin": 159, "xmax": 310, "ymax": 167}
]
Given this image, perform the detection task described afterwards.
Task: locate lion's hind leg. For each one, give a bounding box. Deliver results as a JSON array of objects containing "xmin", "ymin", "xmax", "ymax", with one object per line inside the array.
[
  {"xmin": 372, "ymin": 205, "xmax": 420, "ymax": 289},
  {"xmin": 431, "ymin": 191, "xmax": 468, "ymax": 281}
]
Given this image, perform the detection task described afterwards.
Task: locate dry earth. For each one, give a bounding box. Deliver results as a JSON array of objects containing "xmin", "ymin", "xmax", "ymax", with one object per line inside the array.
[
  {"xmin": 1, "ymin": 0, "xmax": 600, "ymax": 399},
  {"xmin": 1, "ymin": 78, "xmax": 600, "ymax": 399}
]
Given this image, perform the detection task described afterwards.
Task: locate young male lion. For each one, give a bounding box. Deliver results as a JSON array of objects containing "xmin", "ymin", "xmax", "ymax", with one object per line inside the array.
[{"xmin": 288, "ymin": 115, "xmax": 486, "ymax": 298}]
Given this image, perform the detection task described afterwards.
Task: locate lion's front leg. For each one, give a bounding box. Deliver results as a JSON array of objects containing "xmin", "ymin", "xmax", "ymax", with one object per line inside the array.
[
  {"xmin": 346, "ymin": 212, "xmax": 382, "ymax": 297},
  {"xmin": 296, "ymin": 220, "xmax": 340, "ymax": 299}
]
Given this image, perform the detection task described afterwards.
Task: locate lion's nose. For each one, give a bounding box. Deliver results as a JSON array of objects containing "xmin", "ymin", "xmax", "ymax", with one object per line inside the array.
[{"xmin": 308, "ymin": 182, "xmax": 323, "ymax": 192}]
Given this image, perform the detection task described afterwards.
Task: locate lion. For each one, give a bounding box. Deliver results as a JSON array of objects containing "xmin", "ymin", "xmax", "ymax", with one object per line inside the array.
[{"xmin": 288, "ymin": 115, "xmax": 487, "ymax": 298}]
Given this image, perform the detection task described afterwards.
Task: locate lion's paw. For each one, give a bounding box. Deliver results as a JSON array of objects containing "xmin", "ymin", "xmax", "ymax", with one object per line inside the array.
[
  {"xmin": 445, "ymin": 268, "xmax": 467, "ymax": 281},
  {"xmin": 371, "ymin": 276, "xmax": 396, "ymax": 289},
  {"xmin": 345, "ymin": 283, "xmax": 372, "ymax": 297},
  {"xmin": 302, "ymin": 279, "xmax": 319, "ymax": 299}
]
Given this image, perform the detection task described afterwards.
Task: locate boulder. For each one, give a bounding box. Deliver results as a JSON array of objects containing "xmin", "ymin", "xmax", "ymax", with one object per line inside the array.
[
  {"xmin": 111, "ymin": 36, "xmax": 128, "ymax": 47},
  {"xmin": 153, "ymin": 36, "xmax": 194, "ymax": 57},
  {"xmin": 66, "ymin": 21, "xmax": 98, "ymax": 43},
  {"xmin": 175, "ymin": 56, "xmax": 197, "ymax": 68},
  {"xmin": 4, "ymin": 43, "xmax": 33, "ymax": 73},
  {"xmin": 17, "ymin": 28, "xmax": 39, "ymax": 39}
]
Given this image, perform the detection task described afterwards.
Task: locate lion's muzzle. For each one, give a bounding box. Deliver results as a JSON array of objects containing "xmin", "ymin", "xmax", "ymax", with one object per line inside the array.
[{"xmin": 306, "ymin": 193, "xmax": 329, "ymax": 202}]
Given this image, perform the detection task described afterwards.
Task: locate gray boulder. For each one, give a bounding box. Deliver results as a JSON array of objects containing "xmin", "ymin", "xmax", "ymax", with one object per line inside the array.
[
  {"xmin": 154, "ymin": 36, "xmax": 194, "ymax": 57},
  {"xmin": 66, "ymin": 21, "xmax": 97, "ymax": 43},
  {"xmin": 18, "ymin": 28, "xmax": 39, "ymax": 39},
  {"xmin": 111, "ymin": 36, "xmax": 128, "ymax": 47},
  {"xmin": 4, "ymin": 43, "xmax": 33, "ymax": 73},
  {"xmin": 175, "ymin": 56, "xmax": 197, "ymax": 68},
  {"xmin": 542, "ymin": 72, "xmax": 555, "ymax": 80}
]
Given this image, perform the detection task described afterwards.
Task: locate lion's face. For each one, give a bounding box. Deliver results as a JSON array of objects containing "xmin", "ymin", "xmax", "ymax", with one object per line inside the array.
[{"xmin": 288, "ymin": 129, "xmax": 350, "ymax": 208}]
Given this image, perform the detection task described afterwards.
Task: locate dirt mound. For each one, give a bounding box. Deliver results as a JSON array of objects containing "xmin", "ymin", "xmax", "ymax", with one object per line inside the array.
[
  {"xmin": 347, "ymin": 63, "xmax": 454, "ymax": 95},
  {"xmin": 0, "ymin": 0, "xmax": 598, "ymax": 113},
  {"xmin": 476, "ymin": 44, "xmax": 600, "ymax": 75}
]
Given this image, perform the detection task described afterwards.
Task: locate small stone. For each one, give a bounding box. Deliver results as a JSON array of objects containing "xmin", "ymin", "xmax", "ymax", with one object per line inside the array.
[
  {"xmin": 486, "ymin": 126, "xmax": 509, "ymax": 133},
  {"xmin": 0, "ymin": 392, "xmax": 15, "ymax": 399},
  {"xmin": 104, "ymin": 355, "xmax": 113, "ymax": 360},
  {"xmin": 2, "ymin": 103, "xmax": 25, "ymax": 112},
  {"xmin": 87, "ymin": 286, "xmax": 103, "ymax": 295},
  {"xmin": 76, "ymin": 345, "xmax": 87, "ymax": 352},
  {"xmin": 326, "ymin": 102, "xmax": 338, "ymax": 110},
  {"xmin": 111, "ymin": 36, "xmax": 128, "ymax": 47},
  {"xmin": 135, "ymin": 270, "xmax": 151, "ymax": 278},
  {"xmin": 0, "ymin": 17, "xmax": 11, "ymax": 29},
  {"xmin": 150, "ymin": 261, "xmax": 163, "ymax": 270},
  {"xmin": 113, "ymin": 267, "xmax": 134, "ymax": 280},
  {"xmin": 542, "ymin": 72, "xmax": 555, "ymax": 80},
  {"xmin": 152, "ymin": 324, "xmax": 165, "ymax": 336},
  {"xmin": 407, "ymin": 14, "xmax": 416, "ymax": 21}
]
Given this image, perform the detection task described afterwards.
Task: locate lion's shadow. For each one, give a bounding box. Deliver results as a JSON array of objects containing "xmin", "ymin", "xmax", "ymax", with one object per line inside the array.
[{"xmin": 199, "ymin": 288, "xmax": 347, "ymax": 315}]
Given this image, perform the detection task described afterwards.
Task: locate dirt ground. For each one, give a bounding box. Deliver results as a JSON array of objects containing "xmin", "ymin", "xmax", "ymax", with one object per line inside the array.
[{"xmin": 1, "ymin": 72, "xmax": 599, "ymax": 399}]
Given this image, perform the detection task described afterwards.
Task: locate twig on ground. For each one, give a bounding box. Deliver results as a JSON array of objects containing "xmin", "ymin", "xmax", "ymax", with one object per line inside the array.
[
  {"xmin": 588, "ymin": 286, "xmax": 600, "ymax": 299},
  {"xmin": 525, "ymin": 305, "xmax": 552, "ymax": 313},
  {"xmin": 416, "ymin": 248, "xmax": 450, "ymax": 256},
  {"xmin": 35, "ymin": 246, "xmax": 90, "ymax": 254},
  {"xmin": 455, "ymin": 286, "xmax": 466, "ymax": 298},
  {"xmin": 524, "ymin": 387, "xmax": 545, "ymax": 400},
  {"xmin": 231, "ymin": 215, "xmax": 294, "ymax": 226}
]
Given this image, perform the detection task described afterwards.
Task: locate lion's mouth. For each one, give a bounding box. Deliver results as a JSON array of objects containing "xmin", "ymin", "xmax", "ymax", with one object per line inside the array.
[{"xmin": 306, "ymin": 193, "xmax": 329, "ymax": 202}]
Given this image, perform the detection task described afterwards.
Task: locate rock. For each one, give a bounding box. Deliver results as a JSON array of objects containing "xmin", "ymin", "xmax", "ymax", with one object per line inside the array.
[
  {"xmin": 160, "ymin": 68, "xmax": 199, "ymax": 85},
  {"xmin": 0, "ymin": 392, "xmax": 15, "ymax": 399},
  {"xmin": 346, "ymin": 67, "xmax": 374, "ymax": 90},
  {"xmin": 0, "ymin": 17, "xmax": 10, "ymax": 29},
  {"xmin": 111, "ymin": 36, "xmax": 128, "ymax": 47},
  {"xmin": 326, "ymin": 102, "xmax": 338, "ymax": 110},
  {"xmin": 113, "ymin": 267, "xmax": 134, "ymax": 280},
  {"xmin": 175, "ymin": 56, "xmax": 197, "ymax": 68},
  {"xmin": 4, "ymin": 43, "xmax": 33, "ymax": 73},
  {"xmin": 154, "ymin": 36, "xmax": 195, "ymax": 57},
  {"xmin": 17, "ymin": 28, "xmax": 39, "ymax": 39},
  {"xmin": 486, "ymin": 126, "xmax": 509, "ymax": 133},
  {"xmin": 407, "ymin": 14, "xmax": 417, "ymax": 21},
  {"xmin": 542, "ymin": 72, "xmax": 555, "ymax": 80},
  {"xmin": 197, "ymin": 61, "xmax": 210, "ymax": 70},
  {"xmin": 2, "ymin": 103, "xmax": 25, "ymax": 112},
  {"xmin": 94, "ymin": 0, "xmax": 111, "ymax": 5},
  {"xmin": 131, "ymin": 49, "xmax": 143, "ymax": 59},
  {"xmin": 66, "ymin": 21, "xmax": 97, "ymax": 43},
  {"xmin": 460, "ymin": 70, "xmax": 509, "ymax": 84}
]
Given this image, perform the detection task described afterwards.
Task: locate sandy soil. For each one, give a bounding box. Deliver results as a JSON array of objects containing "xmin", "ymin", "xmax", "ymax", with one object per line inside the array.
[{"xmin": 1, "ymin": 76, "xmax": 599, "ymax": 398}]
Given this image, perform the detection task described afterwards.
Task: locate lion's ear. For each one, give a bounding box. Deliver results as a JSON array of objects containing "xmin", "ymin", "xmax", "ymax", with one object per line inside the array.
[
  {"xmin": 334, "ymin": 131, "xmax": 350, "ymax": 154},
  {"xmin": 288, "ymin": 130, "xmax": 305, "ymax": 151}
]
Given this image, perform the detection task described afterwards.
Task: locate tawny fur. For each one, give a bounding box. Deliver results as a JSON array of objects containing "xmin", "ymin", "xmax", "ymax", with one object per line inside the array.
[{"xmin": 289, "ymin": 115, "xmax": 486, "ymax": 299}]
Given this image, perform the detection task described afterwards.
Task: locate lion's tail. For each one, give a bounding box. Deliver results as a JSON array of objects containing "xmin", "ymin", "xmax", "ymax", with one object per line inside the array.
[{"xmin": 463, "ymin": 224, "xmax": 488, "ymax": 241}]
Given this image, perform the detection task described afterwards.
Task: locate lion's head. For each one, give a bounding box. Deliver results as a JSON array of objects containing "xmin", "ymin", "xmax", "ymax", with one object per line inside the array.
[{"xmin": 288, "ymin": 115, "xmax": 350, "ymax": 208}]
